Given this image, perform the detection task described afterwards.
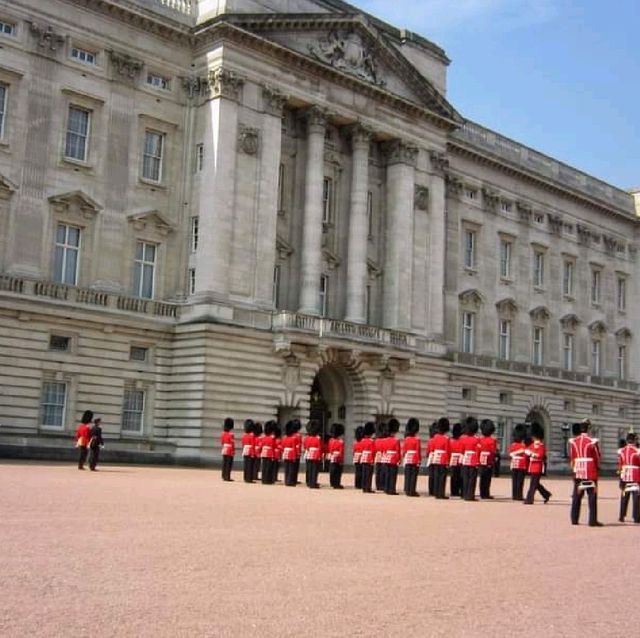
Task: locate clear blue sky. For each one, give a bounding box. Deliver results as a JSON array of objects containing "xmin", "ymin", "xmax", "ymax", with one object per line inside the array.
[{"xmin": 357, "ymin": 0, "xmax": 640, "ymax": 190}]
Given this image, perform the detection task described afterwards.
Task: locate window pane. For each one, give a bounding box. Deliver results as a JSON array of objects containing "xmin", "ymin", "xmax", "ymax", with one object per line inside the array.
[
  {"xmin": 0, "ymin": 84, "xmax": 6, "ymax": 135},
  {"xmin": 133, "ymin": 262, "xmax": 142, "ymax": 296},
  {"xmin": 64, "ymin": 249, "xmax": 78, "ymax": 285},
  {"xmin": 144, "ymin": 243, "xmax": 156, "ymax": 263},
  {"xmin": 42, "ymin": 382, "xmax": 66, "ymax": 428}
]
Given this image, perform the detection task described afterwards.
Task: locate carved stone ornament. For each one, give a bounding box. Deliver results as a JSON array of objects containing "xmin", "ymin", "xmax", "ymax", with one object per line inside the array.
[
  {"xmin": 628, "ymin": 244, "xmax": 638, "ymax": 262},
  {"xmin": 109, "ymin": 50, "xmax": 143, "ymax": 82},
  {"xmin": 560, "ymin": 313, "xmax": 581, "ymax": 331},
  {"xmin": 181, "ymin": 76, "xmax": 207, "ymax": 99},
  {"xmin": 378, "ymin": 369, "xmax": 395, "ymax": 401},
  {"xmin": 0, "ymin": 174, "xmax": 18, "ymax": 200},
  {"xmin": 309, "ymin": 30, "xmax": 384, "ymax": 86},
  {"xmin": 548, "ymin": 213, "xmax": 563, "ymax": 236},
  {"xmin": 495, "ymin": 297, "xmax": 518, "ymax": 317},
  {"xmin": 29, "ymin": 23, "xmax": 65, "ymax": 53},
  {"xmin": 459, "ymin": 289, "xmax": 484, "ymax": 309},
  {"xmin": 446, "ymin": 174, "xmax": 464, "ymax": 197},
  {"xmin": 516, "ymin": 201, "xmax": 532, "ymax": 224},
  {"xmin": 414, "ymin": 185, "xmax": 429, "ymax": 211},
  {"xmin": 238, "ymin": 126, "xmax": 260, "ymax": 156},
  {"xmin": 602, "ymin": 234, "xmax": 618, "ymax": 255},
  {"xmin": 282, "ymin": 355, "xmax": 301, "ymax": 394},
  {"xmin": 207, "ymin": 68, "xmax": 245, "ymax": 101},
  {"xmin": 304, "ymin": 105, "xmax": 329, "ymax": 131},
  {"xmin": 262, "ymin": 86, "xmax": 288, "ymax": 117},
  {"xmin": 529, "ymin": 306, "xmax": 551, "ymax": 322},
  {"xmin": 482, "ymin": 187, "xmax": 500, "ymax": 212},
  {"xmin": 615, "ymin": 327, "xmax": 632, "ymax": 342},
  {"xmin": 346, "ymin": 122, "xmax": 373, "ymax": 148},
  {"xmin": 383, "ymin": 140, "xmax": 418, "ymax": 167},
  {"xmin": 576, "ymin": 223, "xmax": 592, "ymax": 245},
  {"xmin": 429, "ymin": 150, "xmax": 449, "ymax": 175},
  {"xmin": 588, "ymin": 320, "xmax": 607, "ymax": 336}
]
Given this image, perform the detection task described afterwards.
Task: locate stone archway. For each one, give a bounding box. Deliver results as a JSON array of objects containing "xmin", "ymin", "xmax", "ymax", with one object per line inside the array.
[{"xmin": 525, "ymin": 406, "xmax": 550, "ymax": 443}]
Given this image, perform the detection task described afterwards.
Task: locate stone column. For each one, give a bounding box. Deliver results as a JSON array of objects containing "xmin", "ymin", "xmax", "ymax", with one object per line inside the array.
[
  {"xmin": 194, "ymin": 68, "xmax": 244, "ymax": 301},
  {"xmin": 382, "ymin": 140, "xmax": 418, "ymax": 331},
  {"xmin": 298, "ymin": 106, "xmax": 328, "ymax": 315},
  {"xmin": 345, "ymin": 124, "xmax": 372, "ymax": 323}
]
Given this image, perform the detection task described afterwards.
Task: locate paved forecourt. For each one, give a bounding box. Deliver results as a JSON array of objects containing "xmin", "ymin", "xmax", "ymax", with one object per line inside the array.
[{"xmin": 0, "ymin": 462, "xmax": 635, "ymax": 637}]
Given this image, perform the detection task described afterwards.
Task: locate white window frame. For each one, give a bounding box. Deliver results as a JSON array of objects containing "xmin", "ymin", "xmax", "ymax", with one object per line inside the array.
[
  {"xmin": 563, "ymin": 260, "xmax": 574, "ymax": 297},
  {"xmin": 533, "ymin": 251, "xmax": 545, "ymax": 287},
  {"xmin": 500, "ymin": 201, "xmax": 512, "ymax": 213},
  {"xmin": 617, "ymin": 345, "xmax": 627, "ymax": 380},
  {"xmin": 322, "ymin": 177, "xmax": 332, "ymax": 224},
  {"xmin": 133, "ymin": 241, "xmax": 156, "ymax": 299},
  {"xmin": 53, "ymin": 223, "xmax": 81, "ymax": 285},
  {"xmin": 464, "ymin": 187, "xmax": 477, "ymax": 201},
  {"xmin": 319, "ymin": 274, "xmax": 329, "ymax": 317},
  {"xmin": 188, "ymin": 268, "xmax": 196, "ymax": 295},
  {"xmin": 190, "ymin": 216, "xmax": 199, "ymax": 253},
  {"xmin": 498, "ymin": 319, "xmax": 511, "ymax": 360},
  {"xmin": 70, "ymin": 46, "xmax": 97, "ymax": 66},
  {"xmin": 272, "ymin": 264, "xmax": 280, "ymax": 307},
  {"xmin": 591, "ymin": 269, "xmax": 601, "ymax": 305},
  {"xmin": 64, "ymin": 105, "xmax": 91, "ymax": 163},
  {"xmin": 41, "ymin": 381, "xmax": 67, "ymax": 429},
  {"xmin": 461, "ymin": 312, "xmax": 475, "ymax": 354},
  {"xmin": 562, "ymin": 333, "xmax": 574, "ymax": 371},
  {"xmin": 499, "ymin": 239, "xmax": 511, "ymax": 279},
  {"xmin": 146, "ymin": 72, "xmax": 171, "ymax": 91},
  {"xmin": 0, "ymin": 82, "xmax": 7, "ymax": 139},
  {"xmin": 617, "ymin": 277, "xmax": 627, "ymax": 312},
  {"xmin": 142, "ymin": 130, "xmax": 164, "ymax": 183},
  {"xmin": 367, "ymin": 191, "xmax": 373, "ymax": 238},
  {"xmin": 0, "ymin": 19, "xmax": 16, "ymax": 37},
  {"xmin": 532, "ymin": 327, "xmax": 544, "ymax": 366},
  {"xmin": 591, "ymin": 340, "xmax": 601, "ymax": 376},
  {"xmin": 463, "ymin": 230, "xmax": 476, "ymax": 269},
  {"xmin": 122, "ymin": 388, "xmax": 145, "ymax": 434}
]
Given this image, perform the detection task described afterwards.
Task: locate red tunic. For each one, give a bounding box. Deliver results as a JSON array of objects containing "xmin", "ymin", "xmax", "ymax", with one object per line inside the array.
[
  {"xmin": 281, "ymin": 435, "xmax": 297, "ymax": 461},
  {"xmin": 255, "ymin": 434, "xmax": 264, "ymax": 459},
  {"xmin": 293, "ymin": 432, "xmax": 302, "ymax": 459},
  {"xmin": 526, "ymin": 441, "xmax": 545, "ymax": 474},
  {"xmin": 75, "ymin": 423, "xmax": 91, "ymax": 448},
  {"xmin": 569, "ymin": 434, "xmax": 600, "ymax": 480},
  {"xmin": 448, "ymin": 438, "xmax": 463, "ymax": 467},
  {"xmin": 303, "ymin": 435, "xmax": 322, "ymax": 461},
  {"xmin": 259, "ymin": 434, "xmax": 276, "ymax": 460},
  {"xmin": 328, "ymin": 438, "xmax": 345, "ymax": 464},
  {"xmin": 374, "ymin": 437, "xmax": 387, "ymax": 464},
  {"xmin": 220, "ymin": 431, "xmax": 235, "ymax": 457},
  {"xmin": 617, "ymin": 444, "xmax": 640, "ymax": 483},
  {"xmin": 241, "ymin": 432, "xmax": 255, "ymax": 457},
  {"xmin": 352, "ymin": 439, "xmax": 363, "ymax": 464},
  {"xmin": 460, "ymin": 434, "xmax": 481, "ymax": 467},
  {"xmin": 508, "ymin": 442, "xmax": 527, "ymax": 471},
  {"xmin": 360, "ymin": 437, "xmax": 375, "ymax": 464},
  {"xmin": 429, "ymin": 433, "xmax": 450, "ymax": 465},
  {"xmin": 402, "ymin": 436, "xmax": 422, "ymax": 466},
  {"xmin": 478, "ymin": 436, "xmax": 497, "ymax": 467},
  {"xmin": 385, "ymin": 436, "xmax": 401, "ymax": 466}
]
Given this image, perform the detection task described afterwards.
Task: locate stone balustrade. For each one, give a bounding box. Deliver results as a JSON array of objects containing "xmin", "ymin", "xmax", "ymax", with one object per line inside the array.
[{"xmin": 130, "ymin": 0, "xmax": 197, "ymax": 23}]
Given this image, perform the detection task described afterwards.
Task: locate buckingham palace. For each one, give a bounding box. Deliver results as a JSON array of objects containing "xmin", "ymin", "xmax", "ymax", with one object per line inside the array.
[{"xmin": 0, "ymin": 0, "xmax": 638, "ymax": 468}]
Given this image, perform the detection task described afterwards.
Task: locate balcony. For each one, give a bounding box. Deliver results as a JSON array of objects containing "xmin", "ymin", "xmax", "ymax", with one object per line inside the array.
[{"xmin": 132, "ymin": 0, "xmax": 197, "ymax": 23}]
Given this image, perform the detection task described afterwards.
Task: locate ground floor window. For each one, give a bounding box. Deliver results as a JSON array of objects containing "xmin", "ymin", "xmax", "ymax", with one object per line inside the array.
[{"xmin": 41, "ymin": 382, "xmax": 67, "ymax": 428}]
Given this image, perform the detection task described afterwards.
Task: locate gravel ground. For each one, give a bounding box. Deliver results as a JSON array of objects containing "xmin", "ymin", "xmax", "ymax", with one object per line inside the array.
[{"xmin": 0, "ymin": 461, "xmax": 636, "ymax": 637}]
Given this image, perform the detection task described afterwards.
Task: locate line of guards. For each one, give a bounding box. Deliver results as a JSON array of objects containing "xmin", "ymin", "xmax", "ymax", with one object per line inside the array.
[{"xmin": 220, "ymin": 415, "xmax": 640, "ymax": 526}]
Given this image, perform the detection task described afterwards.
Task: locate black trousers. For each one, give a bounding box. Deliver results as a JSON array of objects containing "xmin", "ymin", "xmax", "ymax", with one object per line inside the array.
[
  {"xmin": 462, "ymin": 466, "xmax": 477, "ymax": 501},
  {"xmin": 571, "ymin": 479, "xmax": 597, "ymax": 525},
  {"xmin": 243, "ymin": 456, "xmax": 254, "ymax": 483},
  {"xmin": 511, "ymin": 469, "xmax": 526, "ymax": 500},
  {"xmin": 433, "ymin": 464, "xmax": 448, "ymax": 498},
  {"xmin": 479, "ymin": 465, "xmax": 493, "ymax": 498},
  {"xmin": 306, "ymin": 460, "xmax": 320, "ymax": 488},
  {"xmin": 284, "ymin": 460, "xmax": 296, "ymax": 486},
  {"xmin": 449, "ymin": 465, "xmax": 462, "ymax": 497},
  {"xmin": 329, "ymin": 462, "xmax": 343, "ymax": 488},
  {"xmin": 354, "ymin": 463, "xmax": 363, "ymax": 489},
  {"xmin": 222, "ymin": 454, "xmax": 234, "ymax": 481},
  {"xmin": 88, "ymin": 446, "xmax": 100, "ymax": 470},
  {"xmin": 428, "ymin": 464, "xmax": 436, "ymax": 496},
  {"xmin": 293, "ymin": 459, "xmax": 301, "ymax": 484},
  {"xmin": 525, "ymin": 473, "xmax": 551, "ymax": 504},
  {"xmin": 619, "ymin": 482, "xmax": 640, "ymax": 522},
  {"xmin": 385, "ymin": 464, "xmax": 399, "ymax": 494},
  {"xmin": 375, "ymin": 462, "xmax": 385, "ymax": 491},
  {"xmin": 361, "ymin": 463, "xmax": 374, "ymax": 492},
  {"xmin": 253, "ymin": 456, "xmax": 260, "ymax": 481},
  {"xmin": 404, "ymin": 465, "xmax": 419, "ymax": 496},
  {"xmin": 78, "ymin": 446, "xmax": 88, "ymax": 469},
  {"xmin": 261, "ymin": 459, "xmax": 275, "ymax": 484},
  {"xmin": 274, "ymin": 460, "xmax": 281, "ymax": 483}
]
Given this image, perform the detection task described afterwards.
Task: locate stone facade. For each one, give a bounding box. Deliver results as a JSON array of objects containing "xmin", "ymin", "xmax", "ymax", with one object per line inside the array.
[{"xmin": 0, "ymin": 0, "xmax": 637, "ymax": 468}]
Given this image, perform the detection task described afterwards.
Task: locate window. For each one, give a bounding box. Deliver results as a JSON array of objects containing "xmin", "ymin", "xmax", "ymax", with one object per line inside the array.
[
  {"xmin": 533, "ymin": 251, "xmax": 544, "ymax": 287},
  {"xmin": 195, "ymin": 143, "xmax": 204, "ymax": 172},
  {"xmin": 498, "ymin": 319, "xmax": 511, "ymax": 360},
  {"xmin": 592, "ymin": 403, "xmax": 601, "ymax": 416},
  {"xmin": 500, "ymin": 201, "xmax": 512, "ymax": 213},
  {"xmin": 499, "ymin": 391, "xmax": 512, "ymax": 405},
  {"xmin": 617, "ymin": 345, "xmax": 627, "ymax": 380},
  {"xmin": 461, "ymin": 387, "xmax": 476, "ymax": 401},
  {"xmin": 133, "ymin": 241, "xmax": 156, "ymax": 299},
  {"xmin": 534, "ymin": 213, "xmax": 544, "ymax": 224},
  {"xmin": 146, "ymin": 73, "xmax": 170, "ymax": 90},
  {"xmin": 142, "ymin": 130, "xmax": 164, "ymax": 182},
  {"xmin": 319, "ymin": 274, "xmax": 329, "ymax": 317},
  {"xmin": 41, "ymin": 382, "xmax": 67, "ymax": 428},
  {"xmin": 130, "ymin": 346, "xmax": 148, "ymax": 362},
  {"xmin": 367, "ymin": 191, "xmax": 373, "ymax": 237},
  {"xmin": 53, "ymin": 223, "xmax": 80, "ymax": 285},
  {"xmin": 619, "ymin": 406, "xmax": 627, "ymax": 419},
  {"xmin": 463, "ymin": 230, "xmax": 476, "ymax": 269},
  {"xmin": 0, "ymin": 83, "xmax": 6, "ymax": 138},
  {"xmin": 591, "ymin": 340, "xmax": 601, "ymax": 376},
  {"xmin": 562, "ymin": 333, "xmax": 574, "ymax": 371},
  {"xmin": 49, "ymin": 335, "xmax": 70, "ymax": 352},
  {"xmin": 617, "ymin": 277, "xmax": 627, "ymax": 311},
  {"xmin": 71, "ymin": 46, "xmax": 96, "ymax": 65},
  {"xmin": 272, "ymin": 265, "xmax": 280, "ymax": 307},
  {"xmin": 64, "ymin": 106, "xmax": 90, "ymax": 162},
  {"xmin": 461, "ymin": 312, "xmax": 475, "ymax": 353},
  {"xmin": 499, "ymin": 240, "xmax": 511, "ymax": 279},
  {"xmin": 190, "ymin": 216, "xmax": 199, "ymax": 252},
  {"xmin": 322, "ymin": 177, "xmax": 332, "ymax": 224},
  {"xmin": 0, "ymin": 19, "xmax": 15, "ymax": 36},
  {"xmin": 563, "ymin": 261, "xmax": 574, "ymax": 297},
  {"xmin": 591, "ymin": 269, "xmax": 601, "ymax": 305},
  {"xmin": 122, "ymin": 388, "xmax": 145, "ymax": 433},
  {"xmin": 277, "ymin": 163, "xmax": 284, "ymax": 212},
  {"xmin": 188, "ymin": 268, "xmax": 196, "ymax": 295},
  {"xmin": 365, "ymin": 284, "xmax": 372, "ymax": 324},
  {"xmin": 532, "ymin": 327, "xmax": 543, "ymax": 365},
  {"xmin": 563, "ymin": 399, "xmax": 575, "ymax": 412},
  {"xmin": 464, "ymin": 187, "xmax": 477, "ymax": 200}
]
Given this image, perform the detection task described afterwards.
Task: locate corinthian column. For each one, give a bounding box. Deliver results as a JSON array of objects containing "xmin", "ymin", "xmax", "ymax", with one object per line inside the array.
[
  {"xmin": 298, "ymin": 106, "xmax": 328, "ymax": 315},
  {"xmin": 345, "ymin": 124, "xmax": 372, "ymax": 323},
  {"xmin": 382, "ymin": 140, "xmax": 418, "ymax": 331}
]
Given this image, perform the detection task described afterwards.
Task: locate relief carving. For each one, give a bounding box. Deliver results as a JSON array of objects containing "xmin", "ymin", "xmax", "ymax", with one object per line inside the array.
[
  {"xmin": 29, "ymin": 23, "xmax": 65, "ymax": 54},
  {"xmin": 414, "ymin": 185, "xmax": 429, "ymax": 211},
  {"xmin": 109, "ymin": 50, "xmax": 143, "ymax": 82},
  {"xmin": 383, "ymin": 140, "xmax": 418, "ymax": 167},
  {"xmin": 207, "ymin": 68, "xmax": 245, "ymax": 101},
  {"xmin": 181, "ymin": 76, "xmax": 208, "ymax": 99},
  {"xmin": 429, "ymin": 151, "xmax": 449, "ymax": 175},
  {"xmin": 482, "ymin": 187, "xmax": 500, "ymax": 212},
  {"xmin": 238, "ymin": 126, "xmax": 260, "ymax": 155},
  {"xmin": 262, "ymin": 86, "xmax": 288, "ymax": 117}
]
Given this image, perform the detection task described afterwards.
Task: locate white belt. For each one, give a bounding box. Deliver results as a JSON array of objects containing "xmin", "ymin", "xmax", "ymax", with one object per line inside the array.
[
  {"xmin": 479, "ymin": 451, "xmax": 491, "ymax": 465},
  {"xmin": 404, "ymin": 451, "xmax": 417, "ymax": 464},
  {"xmin": 222, "ymin": 444, "xmax": 233, "ymax": 454},
  {"xmin": 242, "ymin": 445, "xmax": 252, "ymax": 456},
  {"xmin": 432, "ymin": 450, "xmax": 446, "ymax": 464}
]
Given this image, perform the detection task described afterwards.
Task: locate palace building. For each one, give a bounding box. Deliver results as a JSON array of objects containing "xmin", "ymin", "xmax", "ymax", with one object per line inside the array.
[{"xmin": 0, "ymin": 0, "xmax": 638, "ymax": 468}]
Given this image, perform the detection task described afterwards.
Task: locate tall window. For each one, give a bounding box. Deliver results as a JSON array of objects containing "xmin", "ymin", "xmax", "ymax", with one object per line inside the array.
[
  {"xmin": 618, "ymin": 345, "xmax": 627, "ymax": 380},
  {"xmin": 365, "ymin": 284, "xmax": 372, "ymax": 324},
  {"xmin": 272, "ymin": 265, "xmax": 281, "ymax": 307},
  {"xmin": 562, "ymin": 333, "xmax": 574, "ymax": 371},
  {"xmin": 188, "ymin": 268, "xmax": 196, "ymax": 295},
  {"xmin": 190, "ymin": 216, "xmax": 199, "ymax": 252},
  {"xmin": 498, "ymin": 319, "xmax": 511, "ymax": 360},
  {"xmin": 53, "ymin": 224, "xmax": 80, "ymax": 285},
  {"xmin": 461, "ymin": 312, "xmax": 475, "ymax": 353},
  {"xmin": 563, "ymin": 261, "xmax": 574, "ymax": 296},
  {"xmin": 122, "ymin": 388, "xmax": 145, "ymax": 433},
  {"xmin": 195, "ymin": 143, "xmax": 204, "ymax": 172},
  {"xmin": 65, "ymin": 106, "xmax": 90, "ymax": 162},
  {"xmin": 133, "ymin": 241, "xmax": 156, "ymax": 299},
  {"xmin": 617, "ymin": 277, "xmax": 627, "ymax": 311},
  {"xmin": 533, "ymin": 251, "xmax": 544, "ymax": 287},
  {"xmin": 142, "ymin": 130, "xmax": 164, "ymax": 182},
  {"xmin": 463, "ymin": 230, "xmax": 476, "ymax": 269},
  {"xmin": 277, "ymin": 163, "xmax": 285, "ymax": 212},
  {"xmin": 0, "ymin": 83, "xmax": 6, "ymax": 138},
  {"xmin": 319, "ymin": 275, "xmax": 329, "ymax": 317},
  {"xmin": 532, "ymin": 327, "xmax": 544, "ymax": 365},
  {"xmin": 367, "ymin": 191, "xmax": 373, "ymax": 237},
  {"xmin": 499, "ymin": 240, "xmax": 511, "ymax": 279},
  {"xmin": 591, "ymin": 269, "xmax": 601, "ymax": 305},
  {"xmin": 591, "ymin": 340, "xmax": 601, "ymax": 376},
  {"xmin": 322, "ymin": 177, "xmax": 332, "ymax": 224},
  {"xmin": 41, "ymin": 382, "xmax": 67, "ymax": 428}
]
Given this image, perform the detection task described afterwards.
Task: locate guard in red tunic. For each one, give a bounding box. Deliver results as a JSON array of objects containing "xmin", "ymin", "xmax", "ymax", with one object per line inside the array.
[
  {"xmin": 448, "ymin": 423, "xmax": 463, "ymax": 497},
  {"xmin": 273, "ymin": 424, "xmax": 283, "ymax": 483},
  {"xmin": 617, "ymin": 432, "xmax": 640, "ymax": 523},
  {"xmin": 253, "ymin": 422, "xmax": 263, "ymax": 481},
  {"xmin": 353, "ymin": 425, "xmax": 364, "ymax": 489},
  {"xmin": 508, "ymin": 424, "xmax": 527, "ymax": 500},
  {"xmin": 260, "ymin": 420, "xmax": 277, "ymax": 485},
  {"xmin": 360, "ymin": 421, "xmax": 376, "ymax": 493},
  {"xmin": 460, "ymin": 417, "xmax": 481, "ymax": 501},
  {"xmin": 430, "ymin": 417, "xmax": 450, "ymax": 499},
  {"xmin": 523, "ymin": 422, "xmax": 552, "ymax": 505},
  {"xmin": 292, "ymin": 420, "xmax": 302, "ymax": 485},
  {"xmin": 220, "ymin": 417, "xmax": 235, "ymax": 482},
  {"xmin": 478, "ymin": 419, "xmax": 498, "ymax": 499},
  {"xmin": 569, "ymin": 419, "xmax": 601, "ymax": 526},
  {"xmin": 303, "ymin": 420, "xmax": 322, "ymax": 489},
  {"xmin": 75, "ymin": 410, "xmax": 94, "ymax": 470},
  {"xmin": 374, "ymin": 421, "xmax": 388, "ymax": 492},
  {"xmin": 385, "ymin": 418, "xmax": 402, "ymax": 495},
  {"xmin": 402, "ymin": 418, "xmax": 421, "ymax": 497},
  {"xmin": 328, "ymin": 423, "xmax": 345, "ymax": 489},
  {"xmin": 241, "ymin": 419, "xmax": 256, "ymax": 483},
  {"xmin": 282, "ymin": 420, "xmax": 297, "ymax": 487},
  {"xmin": 425, "ymin": 421, "xmax": 438, "ymax": 496}
]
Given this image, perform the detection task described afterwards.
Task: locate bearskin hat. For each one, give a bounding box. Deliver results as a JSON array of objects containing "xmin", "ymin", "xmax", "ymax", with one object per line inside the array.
[
  {"xmin": 387, "ymin": 418, "xmax": 400, "ymax": 435},
  {"xmin": 437, "ymin": 417, "xmax": 450, "ymax": 434},
  {"xmin": 480, "ymin": 419, "xmax": 495, "ymax": 437},
  {"xmin": 464, "ymin": 416, "xmax": 479, "ymax": 435},
  {"xmin": 406, "ymin": 418, "xmax": 420, "ymax": 436},
  {"xmin": 223, "ymin": 417, "xmax": 234, "ymax": 431},
  {"xmin": 354, "ymin": 425, "xmax": 365, "ymax": 441},
  {"xmin": 363, "ymin": 421, "xmax": 376, "ymax": 437}
]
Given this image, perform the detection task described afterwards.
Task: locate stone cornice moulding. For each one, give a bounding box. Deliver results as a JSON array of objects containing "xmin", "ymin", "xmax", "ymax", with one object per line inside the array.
[
  {"xmin": 206, "ymin": 68, "xmax": 245, "ymax": 101},
  {"xmin": 262, "ymin": 85, "xmax": 288, "ymax": 117},
  {"xmin": 383, "ymin": 140, "xmax": 419, "ymax": 167}
]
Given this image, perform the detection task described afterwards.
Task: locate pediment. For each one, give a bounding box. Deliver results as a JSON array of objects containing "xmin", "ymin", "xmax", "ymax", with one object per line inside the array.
[
  {"xmin": 495, "ymin": 297, "xmax": 518, "ymax": 315},
  {"xmin": 616, "ymin": 327, "xmax": 632, "ymax": 341},
  {"xmin": 220, "ymin": 14, "xmax": 460, "ymax": 123},
  {"xmin": 0, "ymin": 173, "xmax": 18, "ymax": 198},
  {"xmin": 588, "ymin": 320, "xmax": 607, "ymax": 336},
  {"xmin": 529, "ymin": 306, "xmax": 551, "ymax": 322},
  {"xmin": 127, "ymin": 210, "xmax": 175, "ymax": 235},
  {"xmin": 559, "ymin": 313, "xmax": 581, "ymax": 330},
  {"xmin": 459, "ymin": 289, "xmax": 484, "ymax": 307},
  {"xmin": 49, "ymin": 190, "xmax": 102, "ymax": 217}
]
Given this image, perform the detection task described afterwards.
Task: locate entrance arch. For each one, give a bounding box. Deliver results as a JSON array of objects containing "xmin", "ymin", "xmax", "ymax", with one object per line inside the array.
[{"xmin": 525, "ymin": 407, "xmax": 550, "ymax": 443}]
